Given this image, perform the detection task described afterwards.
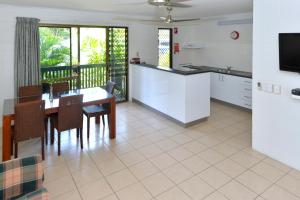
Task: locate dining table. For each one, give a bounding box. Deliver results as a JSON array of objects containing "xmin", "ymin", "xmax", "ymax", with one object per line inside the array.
[{"xmin": 2, "ymin": 87, "xmax": 116, "ymax": 161}]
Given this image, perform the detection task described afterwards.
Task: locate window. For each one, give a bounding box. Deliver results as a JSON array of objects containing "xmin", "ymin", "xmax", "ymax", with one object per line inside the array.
[
  {"xmin": 158, "ymin": 28, "xmax": 172, "ymax": 68},
  {"xmin": 39, "ymin": 25, "xmax": 128, "ymax": 102}
]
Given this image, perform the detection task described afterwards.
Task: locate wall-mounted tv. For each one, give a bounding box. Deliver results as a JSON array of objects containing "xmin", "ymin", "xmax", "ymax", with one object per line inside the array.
[{"xmin": 279, "ymin": 33, "xmax": 300, "ymax": 73}]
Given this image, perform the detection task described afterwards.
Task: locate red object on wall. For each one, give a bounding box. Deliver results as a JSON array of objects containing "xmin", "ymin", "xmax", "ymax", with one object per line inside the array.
[
  {"xmin": 174, "ymin": 27, "xmax": 178, "ymax": 34},
  {"xmin": 174, "ymin": 43, "xmax": 180, "ymax": 54}
]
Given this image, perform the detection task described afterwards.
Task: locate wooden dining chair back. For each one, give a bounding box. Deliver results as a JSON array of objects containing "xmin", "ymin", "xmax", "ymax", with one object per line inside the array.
[
  {"xmin": 52, "ymin": 82, "xmax": 69, "ymax": 97},
  {"xmin": 58, "ymin": 95, "xmax": 83, "ymax": 132},
  {"xmin": 14, "ymin": 100, "xmax": 46, "ymax": 160},
  {"xmin": 51, "ymin": 94, "xmax": 83, "ymax": 155},
  {"xmin": 19, "ymin": 85, "xmax": 42, "ymax": 98}
]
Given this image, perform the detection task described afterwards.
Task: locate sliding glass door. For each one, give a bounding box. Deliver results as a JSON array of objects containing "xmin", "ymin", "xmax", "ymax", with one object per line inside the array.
[{"xmin": 39, "ymin": 25, "xmax": 128, "ymax": 102}]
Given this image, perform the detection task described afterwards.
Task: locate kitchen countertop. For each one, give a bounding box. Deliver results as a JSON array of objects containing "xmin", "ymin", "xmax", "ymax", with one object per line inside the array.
[{"xmin": 133, "ymin": 63, "xmax": 252, "ymax": 79}]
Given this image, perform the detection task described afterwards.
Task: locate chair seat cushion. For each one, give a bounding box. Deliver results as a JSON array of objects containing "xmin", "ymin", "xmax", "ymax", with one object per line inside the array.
[{"xmin": 83, "ymin": 105, "xmax": 108, "ymax": 116}]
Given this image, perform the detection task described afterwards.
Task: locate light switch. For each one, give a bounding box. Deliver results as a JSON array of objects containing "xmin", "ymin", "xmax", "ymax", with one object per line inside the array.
[
  {"xmin": 262, "ymin": 83, "xmax": 273, "ymax": 93},
  {"xmin": 273, "ymin": 84, "xmax": 281, "ymax": 94}
]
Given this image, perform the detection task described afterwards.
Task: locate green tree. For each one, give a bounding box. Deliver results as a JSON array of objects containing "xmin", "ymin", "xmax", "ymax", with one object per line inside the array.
[
  {"xmin": 40, "ymin": 27, "xmax": 70, "ymax": 67},
  {"xmin": 81, "ymin": 36, "xmax": 106, "ymax": 64}
]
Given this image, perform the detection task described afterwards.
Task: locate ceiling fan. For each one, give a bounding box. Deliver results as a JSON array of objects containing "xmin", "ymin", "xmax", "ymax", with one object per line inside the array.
[
  {"xmin": 159, "ymin": 7, "xmax": 200, "ymax": 23},
  {"xmin": 115, "ymin": 1, "xmax": 200, "ymax": 24}
]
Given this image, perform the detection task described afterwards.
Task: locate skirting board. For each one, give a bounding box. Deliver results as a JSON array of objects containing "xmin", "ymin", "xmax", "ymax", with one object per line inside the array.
[
  {"xmin": 132, "ymin": 98, "xmax": 208, "ymax": 128},
  {"xmin": 211, "ymin": 98, "xmax": 252, "ymax": 112}
]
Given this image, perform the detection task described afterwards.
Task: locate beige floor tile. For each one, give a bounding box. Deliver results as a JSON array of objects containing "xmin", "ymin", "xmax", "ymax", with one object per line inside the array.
[
  {"xmin": 182, "ymin": 141, "xmax": 207, "ymax": 154},
  {"xmin": 44, "ymin": 175, "xmax": 77, "ymax": 198},
  {"xmin": 277, "ymin": 175, "xmax": 300, "ymax": 198},
  {"xmin": 138, "ymin": 144, "xmax": 163, "ymax": 158},
  {"xmin": 198, "ymin": 135, "xmax": 222, "ymax": 147},
  {"xmin": 156, "ymin": 139, "xmax": 179, "ymax": 151},
  {"xmin": 100, "ymin": 194, "xmax": 119, "ymax": 200},
  {"xmin": 203, "ymin": 191, "xmax": 229, "ymax": 200},
  {"xmin": 119, "ymin": 151, "xmax": 146, "ymax": 166},
  {"xmin": 129, "ymin": 136, "xmax": 153, "ymax": 148},
  {"xmin": 262, "ymin": 185, "xmax": 300, "ymax": 200},
  {"xmin": 289, "ymin": 169, "xmax": 300, "ymax": 180},
  {"xmin": 142, "ymin": 173, "xmax": 175, "ymax": 196},
  {"xmin": 230, "ymin": 151, "xmax": 263, "ymax": 168},
  {"xmin": 163, "ymin": 163, "xmax": 194, "ymax": 184},
  {"xmin": 129, "ymin": 160, "xmax": 159, "ymax": 180},
  {"xmin": 219, "ymin": 180, "xmax": 258, "ymax": 200},
  {"xmin": 109, "ymin": 142, "xmax": 135, "ymax": 155},
  {"xmin": 149, "ymin": 153, "xmax": 177, "ymax": 170},
  {"xmin": 156, "ymin": 187, "xmax": 192, "ymax": 200},
  {"xmin": 212, "ymin": 143, "xmax": 240, "ymax": 157},
  {"xmin": 198, "ymin": 149, "xmax": 225, "ymax": 165},
  {"xmin": 52, "ymin": 189, "xmax": 81, "ymax": 200},
  {"xmin": 167, "ymin": 147, "xmax": 194, "ymax": 161},
  {"xmin": 44, "ymin": 164, "xmax": 70, "ymax": 183},
  {"xmin": 116, "ymin": 183, "xmax": 152, "ymax": 200},
  {"xmin": 72, "ymin": 166, "xmax": 103, "ymax": 186},
  {"xmin": 181, "ymin": 155, "xmax": 210, "ymax": 174},
  {"xmin": 236, "ymin": 170, "xmax": 272, "ymax": 194},
  {"xmin": 97, "ymin": 157, "xmax": 126, "ymax": 176},
  {"xmin": 251, "ymin": 162, "xmax": 286, "ymax": 182},
  {"xmin": 170, "ymin": 134, "xmax": 193, "ymax": 145},
  {"xmin": 179, "ymin": 176, "xmax": 214, "ymax": 200},
  {"xmin": 215, "ymin": 159, "xmax": 246, "ymax": 178},
  {"xmin": 263, "ymin": 157, "xmax": 292, "ymax": 173},
  {"xmin": 79, "ymin": 178, "xmax": 113, "ymax": 200},
  {"xmin": 106, "ymin": 169, "xmax": 138, "ymax": 191},
  {"xmin": 198, "ymin": 167, "xmax": 231, "ymax": 189}
]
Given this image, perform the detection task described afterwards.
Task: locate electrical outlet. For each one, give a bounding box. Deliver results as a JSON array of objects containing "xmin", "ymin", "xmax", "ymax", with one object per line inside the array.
[{"xmin": 273, "ymin": 84, "xmax": 281, "ymax": 94}]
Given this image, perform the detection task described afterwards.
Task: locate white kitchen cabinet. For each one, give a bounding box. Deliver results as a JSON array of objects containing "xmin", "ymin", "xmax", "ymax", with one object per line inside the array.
[{"xmin": 211, "ymin": 73, "xmax": 252, "ymax": 109}]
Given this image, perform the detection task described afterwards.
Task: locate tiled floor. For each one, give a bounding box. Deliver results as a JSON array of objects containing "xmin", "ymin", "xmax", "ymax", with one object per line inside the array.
[{"xmin": 4, "ymin": 101, "xmax": 300, "ymax": 200}]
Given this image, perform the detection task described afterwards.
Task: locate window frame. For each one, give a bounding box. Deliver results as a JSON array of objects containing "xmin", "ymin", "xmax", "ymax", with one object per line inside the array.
[{"xmin": 158, "ymin": 28, "xmax": 173, "ymax": 68}]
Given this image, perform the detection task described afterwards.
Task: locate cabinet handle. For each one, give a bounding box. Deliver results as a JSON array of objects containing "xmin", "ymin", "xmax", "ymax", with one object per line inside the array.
[{"xmin": 243, "ymin": 96, "xmax": 251, "ymax": 99}]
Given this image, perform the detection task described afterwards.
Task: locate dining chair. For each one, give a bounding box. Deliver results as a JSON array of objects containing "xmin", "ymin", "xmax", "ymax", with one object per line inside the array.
[
  {"xmin": 19, "ymin": 85, "xmax": 42, "ymax": 98},
  {"xmin": 50, "ymin": 81, "xmax": 70, "ymax": 144},
  {"xmin": 12, "ymin": 100, "xmax": 46, "ymax": 160},
  {"xmin": 18, "ymin": 85, "xmax": 49, "ymax": 145},
  {"xmin": 83, "ymin": 81, "xmax": 116, "ymax": 138},
  {"xmin": 52, "ymin": 81, "xmax": 70, "ymax": 97},
  {"xmin": 50, "ymin": 94, "xmax": 83, "ymax": 156}
]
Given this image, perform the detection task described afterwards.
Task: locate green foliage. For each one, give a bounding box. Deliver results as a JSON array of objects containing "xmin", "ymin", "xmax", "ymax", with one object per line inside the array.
[
  {"xmin": 81, "ymin": 36, "xmax": 106, "ymax": 64},
  {"xmin": 40, "ymin": 27, "xmax": 70, "ymax": 67}
]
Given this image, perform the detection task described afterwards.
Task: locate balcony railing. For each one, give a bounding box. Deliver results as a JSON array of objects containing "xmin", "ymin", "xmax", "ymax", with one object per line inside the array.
[{"xmin": 41, "ymin": 63, "xmax": 127, "ymax": 102}]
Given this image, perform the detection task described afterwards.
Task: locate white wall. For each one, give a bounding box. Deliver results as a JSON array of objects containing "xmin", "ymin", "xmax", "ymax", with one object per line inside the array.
[
  {"xmin": 173, "ymin": 13, "xmax": 253, "ymax": 72},
  {"xmin": 253, "ymin": 0, "xmax": 300, "ymax": 170},
  {"xmin": 0, "ymin": 4, "xmax": 159, "ymax": 126}
]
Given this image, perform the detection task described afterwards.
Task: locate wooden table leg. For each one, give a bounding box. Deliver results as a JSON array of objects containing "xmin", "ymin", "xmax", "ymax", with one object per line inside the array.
[
  {"xmin": 95, "ymin": 116, "xmax": 100, "ymax": 124},
  {"xmin": 2, "ymin": 116, "xmax": 12, "ymax": 161},
  {"xmin": 109, "ymin": 97, "xmax": 116, "ymax": 139}
]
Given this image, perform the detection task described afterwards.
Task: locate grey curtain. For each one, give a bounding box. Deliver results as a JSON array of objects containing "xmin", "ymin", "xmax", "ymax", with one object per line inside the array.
[{"xmin": 14, "ymin": 17, "xmax": 41, "ymax": 97}]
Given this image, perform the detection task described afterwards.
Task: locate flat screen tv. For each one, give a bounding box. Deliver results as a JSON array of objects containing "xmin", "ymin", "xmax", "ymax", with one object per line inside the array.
[{"xmin": 279, "ymin": 33, "xmax": 300, "ymax": 73}]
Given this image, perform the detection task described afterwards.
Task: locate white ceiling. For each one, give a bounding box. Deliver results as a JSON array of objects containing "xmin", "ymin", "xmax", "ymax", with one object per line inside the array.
[{"xmin": 0, "ymin": 0, "xmax": 253, "ymax": 19}]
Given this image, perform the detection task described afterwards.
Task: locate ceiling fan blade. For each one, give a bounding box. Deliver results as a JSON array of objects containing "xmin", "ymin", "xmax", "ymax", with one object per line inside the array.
[
  {"xmin": 113, "ymin": 17, "xmax": 162, "ymax": 23},
  {"xmin": 167, "ymin": 2, "xmax": 192, "ymax": 7},
  {"xmin": 173, "ymin": 18, "xmax": 201, "ymax": 22}
]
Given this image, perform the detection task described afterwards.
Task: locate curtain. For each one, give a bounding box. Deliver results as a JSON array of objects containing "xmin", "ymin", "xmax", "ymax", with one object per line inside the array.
[{"xmin": 14, "ymin": 17, "xmax": 40, "ymax": 97}]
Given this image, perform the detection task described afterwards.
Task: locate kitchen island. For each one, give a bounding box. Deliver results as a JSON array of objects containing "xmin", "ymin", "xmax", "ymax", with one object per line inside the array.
[{"xmin": 131, "ymin": 64, "xmax": 211, "ymax": 127}]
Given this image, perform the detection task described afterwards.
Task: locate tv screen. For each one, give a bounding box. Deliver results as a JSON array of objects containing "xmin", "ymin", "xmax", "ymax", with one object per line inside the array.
[{"xmin": 279, "ymin": 33, "xmax": 300, "ymax": 72}]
